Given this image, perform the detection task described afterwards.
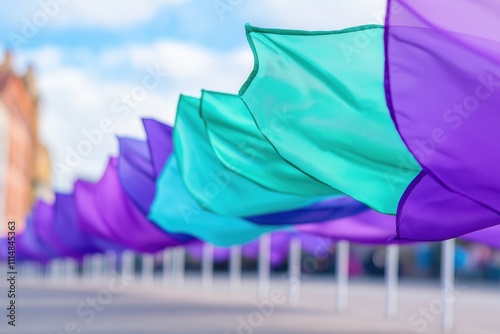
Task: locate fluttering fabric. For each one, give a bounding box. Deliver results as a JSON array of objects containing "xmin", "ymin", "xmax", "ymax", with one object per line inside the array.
[
  {"xmin": 75, "ymin": 157, "xmax": 185, "ymax": 253},
  {"xmin": 117, "ymin": 137, "xmax": 156, "ymax": 215},
  {"xmin": 16, "ymin": 204, "xmax": 58, "ymax": 262},
  {"xmin": 385, "ymin": 0, "xmax": 500, "ymax": 241},
  {"xmin": 149, "ymin": 155, "xmax": 283, "ymax": 246},
  {"xmin": 297, "ymin": 210, "xmax": 398, "ymax": 245},
  {"xmin": 143, "ymin": 118, "xmax": 174, "ymax": 178},
  {"xmin": 175, "ymin": 94, "xmax": 323, "ymax": 216},
  {"xmin": 147, "ymin": 115, "xmax": 369, "ymax": 226},
  {"xmin": 200, "ymin": 90, "xmax": 337, "ymax": 196},
  {"xmin": 240, "ymin": 24, "xmax": 421, "ymax": 214}
]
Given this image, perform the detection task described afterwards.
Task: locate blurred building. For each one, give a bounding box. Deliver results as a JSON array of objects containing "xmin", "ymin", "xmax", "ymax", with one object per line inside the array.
[{"xmin": 0, "ymin": 51, "xmax": 52, "ymax": 235}]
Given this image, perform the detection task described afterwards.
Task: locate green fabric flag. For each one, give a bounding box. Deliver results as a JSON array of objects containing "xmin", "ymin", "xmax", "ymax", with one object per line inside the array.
[
  {"xmin": 240, "ymin": 24, "xmax": 421, "ymax": 214},
  {"xmin": 201, "ymin": 90, "xmax": 339, "ymax": 196},
  {"xmin": 148, "ymin": 156, "xmax": 282, "ymax": 246},
  {"xmin": 174, "ymin": 95, "xmax": 324, "ymax": 216}
]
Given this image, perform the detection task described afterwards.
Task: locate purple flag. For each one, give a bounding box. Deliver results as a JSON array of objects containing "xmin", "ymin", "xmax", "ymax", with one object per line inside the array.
[
  {"xmin": 117, "ymin": 137, "xmax": 156, "ymax": 215},
  {"xmin": 75, "ymin": 157, "xmax": 185, "ymax": 253},
  {"xmin": 297, "ymin": 210, "xmax": 397, "ymax": 245},
  {"xmin": 385, "ymin": 0, "xmax": 500, "ymax": 240},
  {"xmin": 143, "ymin": 119, "xmax": 174, "ymax": 178}
]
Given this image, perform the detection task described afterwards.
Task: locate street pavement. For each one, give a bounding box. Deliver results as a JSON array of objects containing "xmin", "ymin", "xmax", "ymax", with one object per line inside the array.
[{"xmin": 0, "ymin": 274, "xmax": 498, "ymax": 334}]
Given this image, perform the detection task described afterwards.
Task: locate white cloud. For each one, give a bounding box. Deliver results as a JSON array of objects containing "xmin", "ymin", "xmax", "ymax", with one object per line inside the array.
[
  {"xmin": 4, "ymin": 0, "xmax": 188, "ymax": 30},
  {"xmin": 15, "ymin": 39, "xmax": 253, "ymax": 191},
  {"xmin": 247, "ymin": 0, "xmax": 386, "ymax": 30},
  {"xmin": 52, "ymin": 0, "xmax": 189, "ymax": 28}
]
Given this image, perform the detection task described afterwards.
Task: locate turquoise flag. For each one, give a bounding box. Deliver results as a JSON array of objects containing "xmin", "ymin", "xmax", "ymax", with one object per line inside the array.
[
  {"xmin": 240, "ymin": 24, "xmax": 421, "ymax": 214},
  {"xmin": 148, "ymin": 156, "xmax": 283, "ymax": 246},
  {"xmin": 174, "ymin": 95, "xmax": 325, "ymax": 216},
  {"xmin": 200, "ymin": 90, "xmax": 339, "ymax": 196}
]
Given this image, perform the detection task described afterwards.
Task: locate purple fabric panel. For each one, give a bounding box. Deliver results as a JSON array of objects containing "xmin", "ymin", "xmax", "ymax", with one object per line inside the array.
[
  {"xmin": 385, "ymin": 0, "xmax": 500, "ymax": 240},
  {"xmin": 51, "ymin": 193, "xmax": 104, "ymax": 257},
  {"xmin": 395, "ymin": 172, "xmax": 499, "ymax": 241},
  {"xmin": 16, "ymin": 215, "xmax": 56, "ymax": 262},
  {"xmin": 75, "ymin": 158, "xmax": 184, "ymax": 253},
  {"xmin": 142, "ymin": 119, "xmax": 174, "ymax": 178},
  {"xmin": 462, "ymin": 225, "xmax": 500, "ymax": 249},
  {"xmin": 297, "ymin": 210, "xmax": 397, "ymax": 245},
  {"xmin": 117, "ymin": 137, "xmax": 156, "ymax": 215},
  {"xmin": 32, "ymin": 200, "xmax": 65, "ymax": 257},
  {"xmin": 74, "ymin": 178, "xmax": 119, "ymax": 241}
]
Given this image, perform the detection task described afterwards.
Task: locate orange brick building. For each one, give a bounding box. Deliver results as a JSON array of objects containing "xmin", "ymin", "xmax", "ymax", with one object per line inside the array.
[{"xmin": 0, "ymin": 51, "xmax": 52, "ymax": 235}]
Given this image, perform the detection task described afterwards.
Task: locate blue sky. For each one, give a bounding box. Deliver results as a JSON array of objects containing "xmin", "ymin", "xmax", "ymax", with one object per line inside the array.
[{"xmin": 0, "ymin": 0, "xmax": 385, "ymax": 191}]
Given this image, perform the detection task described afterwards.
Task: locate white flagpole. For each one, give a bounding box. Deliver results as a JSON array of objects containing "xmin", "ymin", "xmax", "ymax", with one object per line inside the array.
[
  {"xmin": 106, "ymin": 251, "xmax": 117, "ymax": 279},
  {"xmin": 172, "ymin": 247, "xmax": 186, "ymax": 289},
  {"xmin": 288, "ymin": 237, "xmax": 302, "ymax": 306},
  {"xmin": 202, "ymin": 243, "xmax": 214, "ymax": 293},
  {"xmin": 229, "ymin": 245, "xmax": 242, "ymax": 295},
  {"xmin": 64, "ymin": 258, "xmax": 77, "ymax": 283},
  {"xmin": 441, "ymin": 239, "xmax": 456, "ymax": 332},
  {"xmin": 141, "ymin": 253, "xmax": 155, "ymax": 283},
  {"xmin": 385, "ymin": 244, "xmax": 400, "ymax": 319},
  {"xmin": 82, "ymin": 255, "xmax": 92, "ymax": 281},
  {"xmin": 336, "ymin": 240, "xmax": 350, "ymax": 312},
  {"xmin": 91, "ymin": 254, "xmax": 104, "ymax": 283},
  {"xmin": 162, "ymin": 248, "xmax": 171, "ymax": 286},
  {"xmin": 258, "ymin": 234, "xmax": 272, "ymax": 299},
  {"xmin": 121, "ymin": 251, "xmax": 135, "ymax": 281}
]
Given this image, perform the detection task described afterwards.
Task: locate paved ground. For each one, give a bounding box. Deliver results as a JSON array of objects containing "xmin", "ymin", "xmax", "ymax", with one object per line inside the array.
[{"xmin": 0, "ymin": 274, "xmax": 498, "ymax": 334}]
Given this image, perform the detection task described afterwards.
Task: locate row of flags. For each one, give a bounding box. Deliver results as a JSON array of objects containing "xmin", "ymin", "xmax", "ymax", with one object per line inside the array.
[{"xmin": 2, "ymin": 0, "xmax": 499, "ymax": 262}]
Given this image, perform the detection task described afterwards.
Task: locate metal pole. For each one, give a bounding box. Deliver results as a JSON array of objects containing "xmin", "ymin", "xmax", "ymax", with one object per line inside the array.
[
  {"xmin": 441, "ymin": 239, "xmax": 456, "ymax": 332},
  {"xmin": 288, "ymin": 237, "xmax": 302, "ymax": 306},
  {"xmin": 229, "ymin": 245, "xmax": 242, "ymax": 294},
  {"xmin": 336, "ymin": 240, "xmax": 350, "ymax": 313},
  {"xmin": 121, "ymin": 251, "xmax": 135, "ymax": 281},
  {"xmin": 64, "ymin": 258, "xmax": 77, "ymax": 283},
  {"xmin": 141, "ymin": 253, "xmax": 155, "ymax": 283},
  {"xmin": 385, "ymin": 244, "xmax": 399, "ymax": 319},
  {"xmin": 202, "ymin": 243, "xmax": 214, "ymax": 293},
  {"xmin": 162, "ymin": 248, "xmax": 171, "ymax": 286},
  {"xmin": 172, "ymin": 247, "xmax": 185, "ymax": 289},
  {"xmin": 82, "ymin": 254, "xmax": 92, "ymax": 281},
  {"xmin": 51, "ymin": 259, "xmax": 62, "ymax": 282},
  {"xmin": 106, "ymin": 251, "xmax": 117, "ymax": 279},
  {"xmin": 92, "ymin": 254, "xmax": 104, "ymax": 283},
  {"xmin": 258, "ymin": 234, "xmax": 271, "ymax": 299}
]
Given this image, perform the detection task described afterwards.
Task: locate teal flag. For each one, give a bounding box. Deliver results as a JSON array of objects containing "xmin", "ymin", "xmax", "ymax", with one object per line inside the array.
[
  {"xmin": 240, "ymin": 25, "xmax": 421, "ymax": 214},
  {"xmin": 174, "ymin": 95, "xmax": 324, "ymax": 216},
  {"xmin": 148, "ymin": 156, "xmax": 282, "ymax": 246},
  {"xmin": 200, "ymin": 90, "xmax": 339, "ymax": 196}
]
